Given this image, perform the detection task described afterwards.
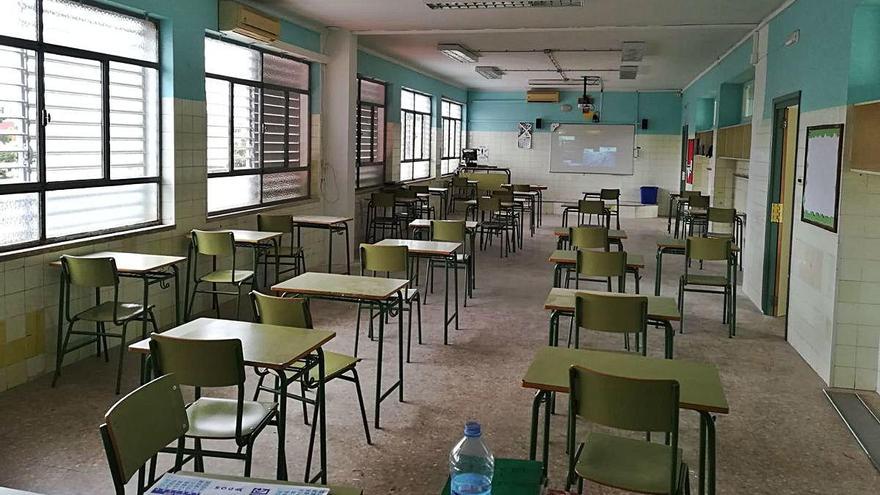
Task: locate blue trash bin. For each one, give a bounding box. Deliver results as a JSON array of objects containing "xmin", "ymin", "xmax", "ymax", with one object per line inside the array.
[{"xmin": 640, "ymin": 186, "xmax": 659, "ymax": 205}]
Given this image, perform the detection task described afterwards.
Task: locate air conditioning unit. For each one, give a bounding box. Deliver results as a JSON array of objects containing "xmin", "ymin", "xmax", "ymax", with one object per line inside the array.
[
  {"xmin": 219, "ymin": 1, "xmax": 280, "ymax": 43},
  {"xmin": 526, "ymin": 90, "xmax": 560, "ymax": 103}
]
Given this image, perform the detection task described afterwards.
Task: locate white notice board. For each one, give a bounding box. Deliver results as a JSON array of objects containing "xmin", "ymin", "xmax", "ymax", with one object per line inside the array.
[{"xmin": 549, "ymin": 124, "xmax": 635, "ymax": 175}]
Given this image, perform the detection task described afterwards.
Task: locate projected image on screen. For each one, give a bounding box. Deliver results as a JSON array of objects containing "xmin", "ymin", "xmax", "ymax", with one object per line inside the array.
[{"xmin": 550, "ymin": 125, "xmax": 635, "ymax": 175}]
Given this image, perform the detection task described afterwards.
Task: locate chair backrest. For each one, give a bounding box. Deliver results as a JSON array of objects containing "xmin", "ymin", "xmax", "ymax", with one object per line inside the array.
[
  {"xmin": 599, "ymin": 188, "xmax": 620, "ymax": 200},
  {"xmin": 576, "ymin": 250, "xmax": 626, "ymax": 279},
  {"xmin": 707, "ymin": 207, "xmax": 736, "ymax": 224},
  {"xmin": 689, "ymin": 194, "xmax": 710, "ymax": 209},
  {"xmin": 478, "ymin": 196, "xmax": 501, "ymax": 213},
  {"xmin": 100, "ymin": 374, "xmax": 188, "ymax": 494},
  {"xmin": 61, "ymin": 255, "xmax": 118, "ymax": 288},
  {"xmin": 409, "ymin": 185, "xmax": 429, "ymax": 194},
  {"xmin": 569, "ymin": 226, "xmax": 608, "ymax": 250},
  {"xmin": 251, "ymin": 291, "xmax": 313, "ymax": 329},
  {"xmin": 451, "ymin": 176, "xmax": 469, "ymax": 187},
  {"xmin": 432, "ymin": 220, "xmax": 466, "ymax": 243},
  {"xmin": 492, "ymin": 190, "xmax": 514, "ymax": 202},
  {"xmin": 192, "ymin": 230, "xmax": 235, "ymax": 257},
  {"xmin": 395, "ymin": 189, "xmax": 417, "ymax": 199},
  {"xmin": 686, "ymin": 236, "xmax": 731, "ymax": 262},
  {"xmin": 372, "ymin": 191, "xmax": 396, "ymax": 208},
  {"xmin": 360, "ymin": 243, "xmax": 408, "ymax": 274},
  {"xmin": 681, "ymin": 190, "xmax": 701, "ymax": 200},
  {"xmin": 149, "ymin": 334, "xmax": 245, "ymax": 388},
  {"xmin": 575, "ymin": 291, "xmax": 647, "ymax": 334},
  {"xmin": 512, "ymin": 184, "xmax": 531, "ymax": 192},
  {"xmin": 578, "ymin": 199, "xmax": 605, "ymax": 216},
  {"xmin": 257, "ymin": 214, "xmax": 293, "ymax": 235}
]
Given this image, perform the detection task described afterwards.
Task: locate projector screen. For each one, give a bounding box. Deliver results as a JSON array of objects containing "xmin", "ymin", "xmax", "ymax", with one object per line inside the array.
[{"xmin": 549, "ymin": 124, "xmax": 635, "ymax": 175}]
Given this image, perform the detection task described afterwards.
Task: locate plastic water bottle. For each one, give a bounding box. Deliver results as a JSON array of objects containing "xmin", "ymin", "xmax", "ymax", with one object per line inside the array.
[{"xmin": 449, "ymin": 421, "xmax": 495, "ymax": 495}]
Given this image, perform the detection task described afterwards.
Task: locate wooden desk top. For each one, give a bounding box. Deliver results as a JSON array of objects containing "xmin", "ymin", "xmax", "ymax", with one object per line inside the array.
[
  {"xmin": 375, "ymin": 238, "xmax": 461, "ymax": 256},
  {"xmin": 502, "ymin": 183, "xmax": 548, "ymax": 191},
  {"xmin": 290, "ymin": 215, "xmax": 353, "ymax": 226},
  {"xmin": 272, "ymin": 272, "xmax": 409, "ymax": 301},
  {"xmin": 543, "ymin": 287, "xmax": 680, "ymax": 322},
  {"xmin": 164, "ymin": 472, "xmax": 362, "ymax": 495},
  {"xmin": 128, "ymin": 318, "xmax": 334, "ymax": 370},
  {"xmin": 554, "ymin": 228, "xmax": 627, "ymax": 240},
  {"xmin": 409, "ymin": 219, "xmax": 479, "ymax": 230},
  {"xmin": 548, "ymin": 250, "xmax": 645, "ymax": 269},
  {"xmin": 522, "ymin": 346, "xmax": 728, "ymax": 414},
  {"xmin": 49, "ymin": 251, "xmax": 185, "ymax": 274},
  {"xmin": 657, "ymin": 236, "xmax": 740, "ymax": 252}
]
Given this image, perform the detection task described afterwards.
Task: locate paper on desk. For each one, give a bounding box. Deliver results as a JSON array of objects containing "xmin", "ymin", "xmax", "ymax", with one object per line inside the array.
[{"xmin": 147, "ymin": 473, "xmax": 330, "ymax": 495}]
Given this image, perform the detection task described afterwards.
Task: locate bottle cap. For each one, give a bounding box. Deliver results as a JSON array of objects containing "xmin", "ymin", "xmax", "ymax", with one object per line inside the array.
[{"xmin": 464, "ymin": 421, "xmax": 481, "ymax": 437}]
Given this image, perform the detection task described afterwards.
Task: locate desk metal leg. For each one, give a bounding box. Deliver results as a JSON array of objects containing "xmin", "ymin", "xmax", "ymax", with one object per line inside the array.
[
  {"xmin": 171, "ymin": 265, "xmax": 181, "ymax": 325},
  {"xmin": 327, "ymin": 227, "xmax": 333, "ymax": 273},
  {"xmin": 344, "ymin": 223, "xmax": 351, "ymax": 275},
  {"xmin": 139, "ymin": 275, "xmax": 150, "ymax": 384},
  {"xmin": 444, "ymin": 258, "xmax": 450, "ymax": 344},
  {"xmin": 316, "ymin": 349, "xmax": 327, "ymax": 484},
  {"xmin": 398, "ymin": 291, "xmax": 404, "ymax": 401},
  {"xmin": 655, "ymin": 248, "xmax": 664, "ymax": 296},
  {"xmin": 549, "ymin": 310, "xmax": 561, "ymax": 346},
  {"xmin": 274, "ymin": 369, "xmax": 289, "ymax": 480},
  {"xmin": 529, "ymin": 391, "xmax": 542, "ymax": 461},
  {"xmin": 664, "ymin": 320, "xmax": 674, "ymax": 359},
  {"xmin": 375, "ymin": 300, "xmax": 385, "ymax": 428},
  {"xmin": 698, "ymin": 412, "xmax": 717, "ymax": 495}
]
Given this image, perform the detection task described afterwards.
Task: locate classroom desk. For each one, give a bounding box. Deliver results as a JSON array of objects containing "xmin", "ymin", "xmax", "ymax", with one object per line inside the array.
[
  {"xmin": 465, "ymin": 198, "xmax": 527, "ymax": 249},
  {"xmin": 271, "ymin": 272, "xmax": 408, "ymax": 429},
  {"xmin": 375, "ymin": 239, "xmax": 462, "ymax": 343},
  {"xmin": 154, "ymin": 472, "xmax": 362, "ymax": 495},
  {"xmin": 185, "ymin": 229, "xmax": 282, "ymax": 292},
  {"xmin": 409, "ymin": 219, "xmax": 478, "ymax": 299},
  {"xmin": 521, "ymin": 346, "xmax": 728, "ymax": 495},
  {"xmin": 654, "ymin": 237, "xmax": 739, "ymax": 297},
  {"xmin": 291, "ymin": 215, "xmax": 353, "ymax": 274},
  {"xmin": 553, "ymin": 228, "xmax": 627, "ymax": 251},
  {"xmin": 502, "ymin": 184, "xmax": 547, "ymax": 227},
  {"xmin": 547, "ymin": 249, "xmax": 644, "ymax": 294},
  {"xmin": 129, "ymin": 317, "xmax": 334, "ymax": 483},
  {"xmin": 512, "ymin": 191, "xmax": 539, "ymax": 237},
  {"xmin": 543, "ymin": 287, "xmax": 680, "ymax": 359},
  {"xmin": 413, "ymin": 186, "xmax": 449, "ymax": 219},
  {"xmin": 560, "ymin": 203, "xmax": 612, "ymax": 229}
]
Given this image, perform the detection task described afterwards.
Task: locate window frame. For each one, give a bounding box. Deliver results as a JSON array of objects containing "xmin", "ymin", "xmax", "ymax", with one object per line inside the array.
[
  {"xmin": 400, "ymin": 87, "xmax": 433, "ymax": 182},
  {"xmin": 355, "ymin": 75, "xmax": 386, "ymax": 190},
  {"xmin": 205, "ymin": 34, "xmax": 312, "ymax": 216},
  {"xmin": 440, "ymin": 98, "xmax": 463, "ymax": 176},
  {"xmin": 0, "ymin": 0, "xmax": 163, "ymax": 252}
]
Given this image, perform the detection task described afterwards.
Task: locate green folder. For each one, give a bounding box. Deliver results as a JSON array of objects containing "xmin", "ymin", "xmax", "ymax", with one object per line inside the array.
[{"xmin": 441, "ymin": 458, "xmax": 544, "ymax": 495}]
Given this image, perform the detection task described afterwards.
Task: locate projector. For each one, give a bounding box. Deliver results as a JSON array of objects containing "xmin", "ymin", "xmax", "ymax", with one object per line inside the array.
[{"xmin": 577, "ymin": 95, "xmax": 595, "ymax": 113}]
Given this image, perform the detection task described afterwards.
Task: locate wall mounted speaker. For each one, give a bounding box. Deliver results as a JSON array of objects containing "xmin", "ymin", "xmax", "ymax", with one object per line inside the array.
[
  {"xmin": 535, "ymin": 118, "xmax": 543, "ymax": 129},
  {"xmin": 641, "ymin": 119, "xmax": 649, "ymax": 130}
]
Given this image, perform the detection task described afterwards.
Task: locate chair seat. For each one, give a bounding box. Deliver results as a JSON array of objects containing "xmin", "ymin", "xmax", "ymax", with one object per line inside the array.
[
  {"xmin": 310, "ymin": 351, "xmax": 358, "ymax": 381},
  {"xmin": 576, "ymin": 432, "xmax": 684, "ymax": 494},
  {"xmin": 200, "ymin": 269, "xmax": 254, "ymax": 284},
  {"xmin": 683, "ymin": 273, "xmax": 729, "ymax": 286},
  {"xmin": 76, "ymin": 302, "xmax": 146, "ymax": 322},
  {"xmin": 185, "ymin": 397, "xmax": 276, "ymax": 439}
]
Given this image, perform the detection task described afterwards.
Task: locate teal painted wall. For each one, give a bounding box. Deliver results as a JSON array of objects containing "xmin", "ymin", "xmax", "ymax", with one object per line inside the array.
[
  {"xmin": 718, "ymin": 83, "xmax": 745, "ymax": 127},
  {"xmin": 357, "ymin": 51, "xmax": 468, "ymax": 125},
  {"xmin": 682, "ymin": 41, "xmax": 752, "ymax": 130},
  {"xmin": 849, "ymin": 3, "xmax": 880, "ymax": 104},
  {"xmin": 103, "ymin": 0, "xmax": 322, "ymax": 103},
  {"xmin": 467, "ymin": 91, "xmax": 681, "ymax": 135}
]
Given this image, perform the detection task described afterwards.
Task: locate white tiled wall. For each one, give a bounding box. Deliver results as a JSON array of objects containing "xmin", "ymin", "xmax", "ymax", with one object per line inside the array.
[
  {"xmin": 467, "ymin": 131, "xmax": 681, "ymax": 213},
  {"xmin": 0, "ymin": 98, "xmax": 330, "ymax": 392}
]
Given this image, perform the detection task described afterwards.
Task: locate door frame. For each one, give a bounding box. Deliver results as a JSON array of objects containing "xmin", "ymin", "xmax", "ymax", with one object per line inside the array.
[
  {"xmin": 761, "ymin": 91, "xmax": 801, "ymax": 334},
  {"xmin": 680, "ymin": 124, "xmax": 689, "ymax": 192}
]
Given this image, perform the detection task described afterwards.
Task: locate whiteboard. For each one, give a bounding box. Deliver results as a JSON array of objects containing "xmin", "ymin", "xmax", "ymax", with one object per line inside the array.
[{"xmin": 549, "ymin": 124, "xmax": 635, "ymax": 175}]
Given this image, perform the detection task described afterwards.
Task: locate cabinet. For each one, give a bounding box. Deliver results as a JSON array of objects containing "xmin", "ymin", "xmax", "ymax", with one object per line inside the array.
[{"xmin": 716, "ymin": 123, "xmax": 752, "ymax": 160}]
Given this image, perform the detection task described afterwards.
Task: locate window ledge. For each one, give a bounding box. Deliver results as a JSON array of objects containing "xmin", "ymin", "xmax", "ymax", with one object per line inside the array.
[
  {"xmin": 0, "ymin": 224, "xmax": 176, "ymax": 262},
  {"xmin": 206, "ymin": 196, "xmax": 320, "ymax": 223}
]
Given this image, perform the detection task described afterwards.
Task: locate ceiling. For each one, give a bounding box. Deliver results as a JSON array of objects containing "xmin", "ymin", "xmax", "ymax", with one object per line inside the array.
[{"xmin": 257, "ymin": 0, "xmax": 789, "ymax": 91}]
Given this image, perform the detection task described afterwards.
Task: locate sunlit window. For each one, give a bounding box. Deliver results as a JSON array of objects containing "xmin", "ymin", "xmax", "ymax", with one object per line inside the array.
[
  {"xmin": 441, "ymin": 99, "xmax": 463, "ymax": 176},
  {"xmin": 0, "ymin": 0, "xmax": 160, "ymax": 250},
  {"xmin": 205, "ymin": 37, "xmax": 311, "ymax": 215},
  {"xmin": 400, "ymin": 88, "xmax": 432, "ymax": 181},
  {"xmin": 356, "ymin": 77, "xmax": 386, "ymax": 189}
]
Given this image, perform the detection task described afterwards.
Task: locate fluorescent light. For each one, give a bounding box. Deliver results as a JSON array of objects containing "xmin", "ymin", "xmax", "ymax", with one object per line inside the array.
[
  {"xmin": 620, "ymin": 41, "xmax": 646, "ymax": 62},
  {"xmin": 475, "ymin": 66, "xmax": 504, "ymax": 79},
  {"xmin": 438, "ymin": 43, "xmax": 480, "ymax": 63},
  {"xmin": 619, "ymin": 65, "xmax": 638, "ymax": 80},
  {"xmin": 426, "ymin": 1, "xmax": 583, "ymax": 9}
]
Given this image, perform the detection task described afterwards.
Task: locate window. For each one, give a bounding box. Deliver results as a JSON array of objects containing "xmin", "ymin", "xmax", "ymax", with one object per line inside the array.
[
  {"xmin": 0, "ymin": 0, "xmax": 160, "ymax": 251},
  {"xmin": 441, "ymin": 99, "xmax": 463, "ymax": 175},
  {"xmin": 356, "ymin": 77, "xmax": 386, "ymax": 189},
  {"xmin": 742, "ymin": 80, "xmax": 754, "ymax": 120},
  {"xmin": 400, "ymin": 88, "xmax": 432, "ymax": 181},
  {"xmin": 205, "ymin": 37, "xmax": 310, "ymax": 215}
]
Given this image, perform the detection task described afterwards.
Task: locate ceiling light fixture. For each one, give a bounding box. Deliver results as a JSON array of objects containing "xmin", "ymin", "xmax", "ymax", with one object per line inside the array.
[
  {"xmin": 620, "ymin": 41, "xmax": 646, "ymax": 62},
  {"xmin": 438, "ymin": 43, "xmax": 480, "ymax": 63},
  {"xmin": 475, "ymin": 66, "xmax": 504, "ymax": 79},
  {"xmin": 426, "ymin": 1, "xmax": 583, "ymax": 10},
  {"xmin": 619, "ymin": 65, "xmax": 639, "ymax": 80}
]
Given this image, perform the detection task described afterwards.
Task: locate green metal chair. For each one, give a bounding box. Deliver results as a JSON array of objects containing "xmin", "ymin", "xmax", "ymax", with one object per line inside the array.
[
  {"xmin": 567, "ymin": 250, "xmax": 627, "ymax": 293},
  {"xmin": 185, "ymin": 230, "xmax": 254, "ymax": 321},
  {"xmin": 429, "ymin": 220, "xmax": 474, "ymax": 304},
  {"xmin": 706, "ymin": 207, "xmax": 740, "ymax": 268},
  {"xmin": 251, "ymin": 292, "xmax": 371, "ymax": 478},
  {"xmin": 149, "ymin": 334, "xmax": 277, "ymax": 477},
  {"xmin": 684, "ymin": 195, "xmax": 710, "ymax": 236},
  {"xmin": 450, "ymin": 176, "xmax": 474, "ymax": 213},
  {"xmin": 578, "ymin": 199, "xmax": 609, "ymax": 228},
  {"xmin": 256, "ymin": 214, "xmax": 306, "ymax": 283},
  {"xmin": 569, "ymin": 225, "xmax": 609, "ymax": 251},
  {"xmin": 366, "ymin": 192, "xmax": 402, "ymax": 242},
  {"xmin": 100, "ymin": 374, "xmax": 188, "ymax": 494},
  {"xmin": 408, "ymin": 184, "xmax": 435, "ymax": 219},
  {"xmin": 52, "ymin": 255, "xmax": 159, "ymax": 394},
  {"xmin": 673, "ymin": 190, "xmax": 702, "ymax": 238},
  {"xmin": 574, "ymin": 291, "xmax": 647, "ymax": 355},
  {"xmin": 358, "ymin": 244, "xmax": 422, "ymax": 362},
  {"xmin": 599, "ymin": 188, "xmax": 621, "ymax": 229},
  {"xmin": 493, "ymin": 189, "xmax": 523, "ymax": 249},
  {"xmin": 566, "ymin": 366, "xmax": 689, "ymax": 494},
  {"xmin": 678, "ymin": 237, "xmax": 735, "ymax": 337},
  {"xmin": 477, "ymin": 196, "xmax": 515, "ymax": 257}
]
